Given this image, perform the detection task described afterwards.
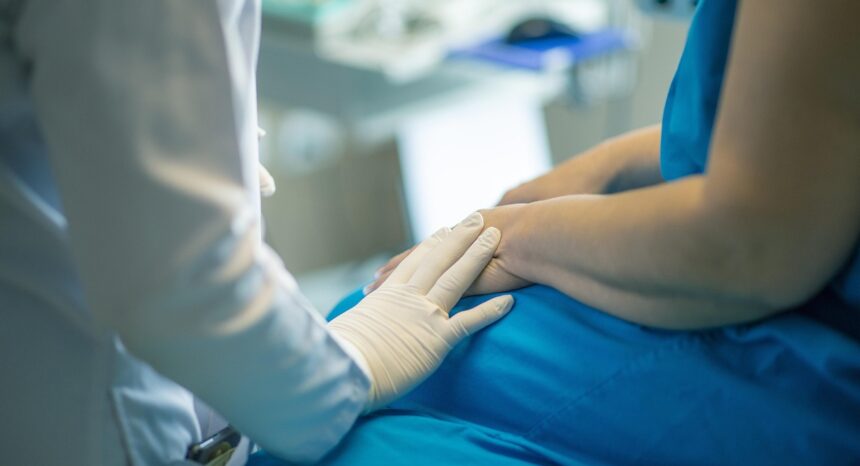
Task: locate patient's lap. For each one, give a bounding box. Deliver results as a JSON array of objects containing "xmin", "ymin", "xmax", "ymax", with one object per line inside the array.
[{"xmin": 252, "ymin": 285, "xmax": 860, "ymax": 465}]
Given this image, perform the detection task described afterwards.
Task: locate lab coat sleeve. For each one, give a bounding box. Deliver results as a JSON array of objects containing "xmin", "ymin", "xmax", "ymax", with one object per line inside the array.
[{"xmin": 15, "ymin": 0, "xmax": 369, "ymax": 462}]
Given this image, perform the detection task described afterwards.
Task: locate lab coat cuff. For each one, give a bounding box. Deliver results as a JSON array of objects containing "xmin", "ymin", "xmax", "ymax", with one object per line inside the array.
[{"xmin": 301, "ymin": 356, "xmax": 371, "ymax": 462}]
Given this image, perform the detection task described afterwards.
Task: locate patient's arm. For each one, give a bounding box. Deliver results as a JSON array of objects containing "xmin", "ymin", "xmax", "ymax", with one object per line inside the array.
[
  {"xmin": 369, "ymin": 126, "xmax": 664, "ymax": 295},
  {"xmin": 498, "ymin": 125, "xmax": 663, "ymax": 205},
  {"xmin": 482, "ymin": 1, "xmax": 860, "ymax": 329}
]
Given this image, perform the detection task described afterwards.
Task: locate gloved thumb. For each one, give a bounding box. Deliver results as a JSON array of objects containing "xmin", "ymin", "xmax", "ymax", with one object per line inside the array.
[
  {"xmin": 448, "ymin": 295, "xmax": 514, "ymax": 340},
  {"xmin": 259, "ymin": 162, "xmax": 277, "ymax": 197}
]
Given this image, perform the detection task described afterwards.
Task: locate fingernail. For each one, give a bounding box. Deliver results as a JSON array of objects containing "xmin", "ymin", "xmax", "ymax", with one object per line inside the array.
[
  {"xmin": 498, "ymin": 296, "xmax": 515, "ymax": 313},
  {"xmin": 373, "ymin": 269, "xmax": 382, "ymax": 279},
  {"xmin": 434, "ymin": 226, "xmax": 451, "ymax": 236},
  {"xmin": 481, "ymin": 227, "xmax": 501, "ymax": 241},
  {"xmin": 363, "ymin": 285, "xmax": 373, "ymax": 295},
  {"xmin": 456, "ymin": 212, "xmax": 483, "ymax": 229}
]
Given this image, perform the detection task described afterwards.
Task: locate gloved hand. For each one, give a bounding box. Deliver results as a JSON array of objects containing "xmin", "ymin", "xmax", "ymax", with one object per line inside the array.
[
  {"xmin": 365, "ymin": 207, "xmax": 531, "ymax": 296},
  {"xmin": 328, "ymin": 212, "xmax": 515, "ymax": 412},
  {"xmin": 258, "ymin": 162, "xmax": 276, "ymax": 197},
  {"xmin": 257, "ymin": 127, "xmax": 277, "ymax": 197}
]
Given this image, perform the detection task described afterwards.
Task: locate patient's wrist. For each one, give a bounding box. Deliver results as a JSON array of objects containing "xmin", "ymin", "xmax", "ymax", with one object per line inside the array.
[
  {"xmin": 500, "ymin": 196, "xmax": 602, "ymax": 288},
  {"xmin": 492, "ymin": 202, "xmax": 546, "ymax": 284}
]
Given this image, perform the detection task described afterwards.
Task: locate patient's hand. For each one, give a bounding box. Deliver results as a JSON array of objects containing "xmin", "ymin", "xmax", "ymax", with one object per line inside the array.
[
  {"xmin": 466, "ymin": 205, "xmax": 531, "ymax": 294},
  {"xmin": 368, "ymin": 207, "xmax": 531, "ymax": 296}
]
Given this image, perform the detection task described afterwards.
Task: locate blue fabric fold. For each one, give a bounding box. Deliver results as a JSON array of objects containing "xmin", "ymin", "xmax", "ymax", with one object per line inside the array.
[{"xmin": 250, "ymin": 285, "xmax": 860, "ymax": 465}]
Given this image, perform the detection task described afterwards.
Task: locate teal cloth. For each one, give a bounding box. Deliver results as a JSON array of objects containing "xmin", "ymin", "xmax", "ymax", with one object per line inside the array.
[{"xmin": 250, "ymin": 286, "xmax": 860, "ymax": 465}]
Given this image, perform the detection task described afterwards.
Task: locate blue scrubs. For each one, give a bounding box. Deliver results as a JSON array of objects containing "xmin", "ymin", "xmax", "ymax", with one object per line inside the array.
[{"xmin": 252, "ymin": 1, "xmax": 860, "ymax": 464}]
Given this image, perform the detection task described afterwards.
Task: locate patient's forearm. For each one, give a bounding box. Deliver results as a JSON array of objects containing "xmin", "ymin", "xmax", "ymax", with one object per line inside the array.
[
  {"xmin": 600, "ymin": 125, "xmax": 664, "ymax": 193},
  {"xmin": 498, "ymin": 125, "xmax": 664, "ymax": 206},
  {"xmin": 502, "ymin": 178, "xmax": 806, "ymax": 329}
]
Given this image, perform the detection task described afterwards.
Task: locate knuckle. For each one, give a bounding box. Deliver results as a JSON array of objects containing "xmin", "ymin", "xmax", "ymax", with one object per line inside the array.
[
  {"xmin": 450, "ymin": 319, "xmax": 469, "ymax": 339},
  {"xmin": 399, "ymin": 283, "xmax": 423, "ymax": 295}
]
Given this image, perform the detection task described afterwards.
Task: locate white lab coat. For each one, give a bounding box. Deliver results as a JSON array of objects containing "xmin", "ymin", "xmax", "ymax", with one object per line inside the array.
[{"xmin": 0, "ymin": 0, "xmax": 369, "ymax": 464}]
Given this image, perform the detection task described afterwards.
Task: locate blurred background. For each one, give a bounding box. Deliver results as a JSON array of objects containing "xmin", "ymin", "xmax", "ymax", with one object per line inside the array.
[{"xmin": 256, "ymin": 0, "xmax": 692, "ymax": 311}]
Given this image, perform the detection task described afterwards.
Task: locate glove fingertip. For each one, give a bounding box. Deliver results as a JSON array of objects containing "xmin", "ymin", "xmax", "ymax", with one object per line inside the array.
[
  {"xmin": 450, "ymin": 295, "xmax": 515, "ymax": 339},
  {"xmin": 481, "ymin": 227, "xmax": 502, "ymax": 245},
  {"xmin": 433, "ymin": 226, "xmax": 452, "ymax": 240},
  {"xmin": 484, "ymin": 295, "xmax": 514, "ymax": 321},
  {"xmin": 498, "ymin": 295, "xmax": 515, "ymax": 315}
]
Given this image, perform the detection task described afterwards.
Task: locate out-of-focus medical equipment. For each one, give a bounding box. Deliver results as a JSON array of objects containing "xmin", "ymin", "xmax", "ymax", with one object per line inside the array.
[
  {"xmin": 259, "ymin": 0, "xmax": 643, "ymax": 239},
  {"xmin": 329, "ymin": 213, "xmax": 514, "ymax": 412},
  {"xmin": 634, "ymin": 0, "xmax": 698, "ymax": 19},
  {"xmin": 186, "ymin": 426, "xmax": 244, "ymax": 465},
  {"xmin": 262, "ymin": 0, "xmax": 617, "ymax": 81},
  {"xmin": 505, "ymin": 16, "xmax": 581, "ymax": 44}
]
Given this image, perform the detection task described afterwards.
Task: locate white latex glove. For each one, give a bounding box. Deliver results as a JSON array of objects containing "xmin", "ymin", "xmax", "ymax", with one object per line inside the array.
[
  {"xmin": 258, "ymin": 127, "xmax": 276, "ymax": 197},
  {"xmin": 258, "ymin": 162, "xmax": 276, "ymax": 197},
  {"xmin": 328, "ymin": 212, "xmax": 515, "ymax": 412}
]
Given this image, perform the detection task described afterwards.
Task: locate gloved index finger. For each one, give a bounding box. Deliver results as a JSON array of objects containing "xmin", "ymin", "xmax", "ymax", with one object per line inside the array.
[
  {"xmin": 386, "ymin": 227, "xmax": 451, "ymax": 286},
  {"xmin": 407, "ymin": 212, "xmax": 484, "ymax": 294},
  {"xmin": 376, "ymin": 246, "xmax": 414, "ymax": 278},
  {"xmin": 426, "ymin": 227, "xmax": 500, "ymax": 310}
]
